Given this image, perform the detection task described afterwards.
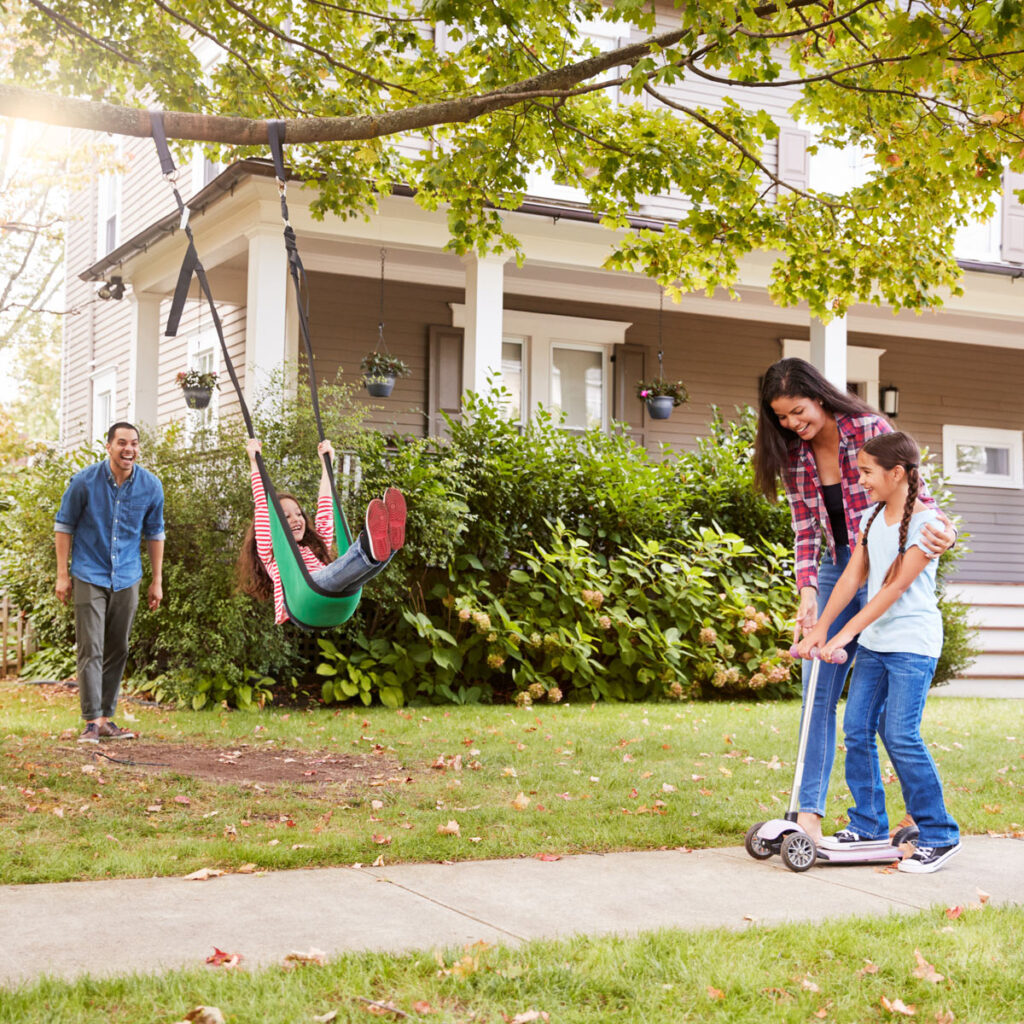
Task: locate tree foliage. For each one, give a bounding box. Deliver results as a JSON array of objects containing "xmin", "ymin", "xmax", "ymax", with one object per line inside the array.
[{"xmin": 2, "ymin": 0, "xmax": 1023, "ymax": 316}]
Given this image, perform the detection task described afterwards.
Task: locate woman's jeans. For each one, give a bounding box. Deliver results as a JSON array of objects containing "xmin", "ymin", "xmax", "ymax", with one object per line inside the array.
[
  {"xmin": 797, "ymin": 546, "xmax": 867, "ymax": 816},
  {"xmin": 309, "ymin": 533, "xmax": 390, "ymax": 595},
  {"xmin": 843, "ymin": 648, "xmax": 959, "ymax": 847}
]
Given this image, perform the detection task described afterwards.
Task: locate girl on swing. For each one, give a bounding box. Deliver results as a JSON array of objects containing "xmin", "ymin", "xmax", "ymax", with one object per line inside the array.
[{"xmin": 237, "ymin": 438, "xmax": 406, "ymax": 624}]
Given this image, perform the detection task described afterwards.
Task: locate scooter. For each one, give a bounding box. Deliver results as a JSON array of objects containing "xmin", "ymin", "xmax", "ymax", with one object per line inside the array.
[{"xmin": 744, "ymin": 645, "xmax": 918, "ymax": 873}]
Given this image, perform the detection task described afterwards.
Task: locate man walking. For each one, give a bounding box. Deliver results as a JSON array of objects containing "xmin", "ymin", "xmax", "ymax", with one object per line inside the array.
[{"xmin": 55, "ymin": 422, "xmax": 165, "ymax": 743}]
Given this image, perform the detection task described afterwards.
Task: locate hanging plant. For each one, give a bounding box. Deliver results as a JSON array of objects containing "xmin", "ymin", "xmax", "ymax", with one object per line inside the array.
[
  {"xmin": 361, "ymin": 352, "xmax": 410, "ymax": 397},
  {"xmin": 636, "ymin": 378, "xmax": 689, "ymax": 419},
  {"xmin": 361, "ymin": 248, "xmax": 411, "ymax": 397},
  {"xmin": 177, "ymin": 369, "xmax": 219, "ymax": 409}
]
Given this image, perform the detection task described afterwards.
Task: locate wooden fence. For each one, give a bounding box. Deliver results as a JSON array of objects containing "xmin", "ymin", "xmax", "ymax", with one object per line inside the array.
[{"xmin": 1, "ymin": 593, "xmax": 34, "ymax": 678}]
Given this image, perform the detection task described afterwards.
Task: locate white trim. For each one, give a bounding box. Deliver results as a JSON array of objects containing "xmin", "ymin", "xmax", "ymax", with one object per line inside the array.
[
  {"xmin": 781, "ymin": 338, "xmax": 885, "ymax": 409},
  {"xmin": 942, "ymin": 424, "xmax": 1023, "ymax": 489},
  {"xmin": 90, "ymin": 366, "xmax": 118, "ymax": 441}
]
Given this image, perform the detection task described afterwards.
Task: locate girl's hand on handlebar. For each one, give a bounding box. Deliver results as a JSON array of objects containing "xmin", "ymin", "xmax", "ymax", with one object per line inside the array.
[
  {"xmin": 796, "ymin": 627, "xmax": 826, "ymax": 660},
  {"xmin": 820, "ymin": 632, "xmax": 853, "ymax": 663}
]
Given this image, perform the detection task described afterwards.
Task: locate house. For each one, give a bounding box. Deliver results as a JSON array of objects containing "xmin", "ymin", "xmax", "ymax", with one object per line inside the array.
[{"xmin": 59, "ymin": 18, "xmax": 1024, "ymax": 682}]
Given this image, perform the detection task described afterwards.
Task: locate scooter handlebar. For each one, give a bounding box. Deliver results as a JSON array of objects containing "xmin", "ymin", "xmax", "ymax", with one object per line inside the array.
[{"xmin": 789, "ymin": 644, "xmax": 848, "ymax": 664}]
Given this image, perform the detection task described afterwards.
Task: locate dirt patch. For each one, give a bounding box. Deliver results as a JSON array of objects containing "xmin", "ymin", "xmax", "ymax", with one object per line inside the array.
[{"xmin": 78, "ymin": 742, "xmax": 409, "ymax": 788}]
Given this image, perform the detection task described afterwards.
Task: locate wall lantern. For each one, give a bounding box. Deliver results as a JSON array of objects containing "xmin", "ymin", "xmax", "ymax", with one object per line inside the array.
[
  {"xmin": 880, "ymin": 384, "xmax": 900, "ymax": 418},
  {"xmin": 97, "ymin": 276, "xmax": 125, "ymax": 301}
]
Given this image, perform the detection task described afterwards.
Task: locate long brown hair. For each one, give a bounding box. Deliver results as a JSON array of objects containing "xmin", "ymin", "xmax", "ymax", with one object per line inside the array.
[
  {"xmin": 753, "ymin": 357, "xmax": 878, "ymax": 499},
  {"xmin": 236, "ymin": 491, "xmax": 332, "ymax": 601},
  {"xmin": 858, "ymin": 432, "xmax": 922, "ymax": 586}
]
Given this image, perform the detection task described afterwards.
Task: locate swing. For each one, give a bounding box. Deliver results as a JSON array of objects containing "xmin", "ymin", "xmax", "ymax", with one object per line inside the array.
[{"xmin": 151, "ymin": 114, "xmax": 361, "ymax": 630}]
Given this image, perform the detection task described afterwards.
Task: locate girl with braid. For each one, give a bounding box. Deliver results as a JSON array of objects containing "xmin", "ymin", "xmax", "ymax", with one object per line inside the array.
[{"xmin": 798, "ymin": 432, "xmax": 960, "ymax": 873}]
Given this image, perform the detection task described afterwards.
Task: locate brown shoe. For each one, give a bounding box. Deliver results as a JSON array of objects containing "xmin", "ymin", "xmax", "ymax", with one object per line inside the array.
[
  {"xmin": 77, "ymin": 723, "xmax": 100, "ymax": 744},
  {"xmin": 98, "ymin": 720, "xmax": 135, "ymax": 741}
]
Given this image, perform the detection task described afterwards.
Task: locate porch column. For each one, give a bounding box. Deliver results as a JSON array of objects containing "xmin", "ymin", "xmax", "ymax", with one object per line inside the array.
[
  {"xmin": 244, "ymin": 228, "xmax": 291, "ymax": 408},
  {"xmin": 127, "ymin": 290, "xmax": 162, "ymax": 428},
  {"xmin": 810, "ymin": 316, "xmax": 847, "ymax": 391},
  {"xmin": 461, "ymin": 254, "xmax": 507, "ymax": 396}
]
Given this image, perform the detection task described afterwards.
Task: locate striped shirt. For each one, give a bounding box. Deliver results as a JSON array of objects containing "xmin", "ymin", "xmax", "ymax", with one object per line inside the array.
[
  {"xmin": 783, "ymin": 413, "xmax": 937, "ymax": 592},
  {"xmin": 251, "ymin": 470, "xmax": 334, "ymax": 624}
]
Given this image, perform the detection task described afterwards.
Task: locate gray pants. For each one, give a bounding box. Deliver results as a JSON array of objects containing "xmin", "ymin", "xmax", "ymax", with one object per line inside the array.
[{"xmin": 73, "ymin": 580, "xmax": 140, "ymax": 721}]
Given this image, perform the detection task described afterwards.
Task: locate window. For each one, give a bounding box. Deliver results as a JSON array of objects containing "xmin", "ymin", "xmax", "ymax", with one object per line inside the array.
[
  {"xmin": 942, "ymin": 425, "xmax": 1023, "ymax": 489},
  {"xmin": 96, "ymin": 161, "xmax": 122, "ymax": 256},
  {"xmin": 91, "ymin": 367, "xmax": 117, "ymax": 441},
  {"xmin": 185, "ymin": 329, "xmax": 219, "ymax": 441},
  {"xmin": 452, "ymin": 307, "xmax": 631, "ymax": 431}
]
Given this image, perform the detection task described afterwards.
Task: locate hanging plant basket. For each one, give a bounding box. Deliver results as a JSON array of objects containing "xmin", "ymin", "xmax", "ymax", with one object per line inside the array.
[
  {"xmin": 364, "ymin": 374, "xmax": 396, "ymax": 398},
  {"xmin": 183, "ymin": 386, "xmax": 213, "ymax": 410},
  {"xmin": 645, "ymin": 395, "xmax": 675, "ymax": 420}
]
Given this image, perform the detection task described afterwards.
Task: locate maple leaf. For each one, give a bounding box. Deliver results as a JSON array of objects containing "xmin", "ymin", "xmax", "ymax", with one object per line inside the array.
[
  {"xmin": 534, "ymin": 852, "xmax": 561, "ymax": 861},
  {"xmin": 707, "ymin": 986, "xmax": 725, "ymax": 1000},
  {"xmin": 437, "ymin": 819, "xmax": 460, "ymax": 835},
  {"xmin": 880, "ymin": 995, "xmax": 916, "ymax": 1016},
  {"xmin": 285, "ymin": 948, "xmax": 327, "ymax": 966},
  {"xmin": 372, "ymin": 834, "xmax": 392, "ymax": 845},
  {"xmin": 412, "ymin": 1001, "xmax": 433, "ymax": 1013},
  {"xmin": 856, "ymin": 960, "xmax": 880, "ymax": 978},
  {"xmin": 945, "ymin": 905, "xmax": 963, "ymax": 920},
  {"xmin": 912, "ymin": 949, "xmax": 944, "ymax": 983},
  {"xmin": 205, "ymin": 947, "xmax": 243, "ymax": 969},
  {"xmin": 977, "ymin": 888, "xmax": 991, "ymax": 904},
  {"xmin": 512, "ymin": 792, "xmax": 531, "ymax": 810}
]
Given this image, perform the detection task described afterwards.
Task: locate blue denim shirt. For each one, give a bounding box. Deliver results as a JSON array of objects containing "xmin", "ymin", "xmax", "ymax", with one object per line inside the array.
[{"xmin": 55, "ymin": 461, "xmax": 166, "ymax": 591}]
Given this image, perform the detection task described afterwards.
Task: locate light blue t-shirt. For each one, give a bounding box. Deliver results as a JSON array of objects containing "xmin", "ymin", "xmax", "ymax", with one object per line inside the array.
[{"xmin": 857, "ymin": 506, "xmax": 943, "ymax": 658}]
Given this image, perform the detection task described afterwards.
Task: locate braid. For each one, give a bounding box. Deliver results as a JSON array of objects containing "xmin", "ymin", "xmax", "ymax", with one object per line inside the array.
[
  {"xmin": 860, "ymin": 501, "xmax": 886, "ymax": 578},
  {"xmin": 884, "ymin": 464, "xmax": 920, "ymax": 585}
]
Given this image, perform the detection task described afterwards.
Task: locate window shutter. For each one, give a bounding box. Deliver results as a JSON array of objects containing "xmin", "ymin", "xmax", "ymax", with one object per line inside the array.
[
  {"xmin": 427, "ymin": 325, "xmax": 464, "ymax": 436},
  {"xmin": 1001, "ymin": 169, "xmax": 1024, "ymax": 264},
  {"xmin": 613, "ymin": 342, "xmax": 646, "ymax": 448},
  {"xmin": 778, "ymin": 128, "xmax": 810, "ymax": 192}
]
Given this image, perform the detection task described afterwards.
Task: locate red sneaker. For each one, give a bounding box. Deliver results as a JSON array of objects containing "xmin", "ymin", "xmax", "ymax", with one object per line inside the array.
[
  {"xmin": 364, "ymin": 498, "xmax": 391, "ymax": 562},
  {"xmin": 383, "ymin": 487, "xmax": 407, "ymax": 551}
]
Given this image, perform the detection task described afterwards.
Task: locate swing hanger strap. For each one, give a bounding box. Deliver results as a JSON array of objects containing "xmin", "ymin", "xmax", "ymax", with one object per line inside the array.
[{"xmin": 267, "ymin": 119, "xmax": 289, "ymax": 194}]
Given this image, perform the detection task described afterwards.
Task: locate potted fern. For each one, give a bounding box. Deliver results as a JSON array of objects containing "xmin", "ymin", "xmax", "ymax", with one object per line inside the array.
[{"xmin": 361, "ymin": 352, "xmax": 410, "ymax": 398}]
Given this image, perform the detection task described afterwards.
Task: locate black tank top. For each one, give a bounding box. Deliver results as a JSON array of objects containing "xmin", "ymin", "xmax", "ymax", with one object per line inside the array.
[{"xmin": 822, "ymin": 482, "xmax": 849, "ymax": 548}]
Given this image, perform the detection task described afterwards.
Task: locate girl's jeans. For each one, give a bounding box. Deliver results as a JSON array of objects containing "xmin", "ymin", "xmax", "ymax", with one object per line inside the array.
[
  {"xmin": 309, "ymin": 533, "xmax": 390, "ymax": 595},
  {"xmin": 843, "ymin": 648, "xmax": 959, "ymax": 847},
  {"xmin": 797, "ymin": 546, "xmax": 867, "ymax": 816}
]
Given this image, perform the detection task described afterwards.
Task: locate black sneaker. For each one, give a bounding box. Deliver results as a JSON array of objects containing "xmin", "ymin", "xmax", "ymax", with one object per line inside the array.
[
  {"xmin": 77, "ymin": 723, "xmax": 100, "ymax": 744},
  {"xmin": 818, "ymin": 828, "xmax": 891, "ymax": 850},
  {"xmin": 98, "ymin": 720, "xmax": 135, "ymax": 741},
  {"xmin": 898, "ymin": 842, "xmax": 961, "ymax": 873}
]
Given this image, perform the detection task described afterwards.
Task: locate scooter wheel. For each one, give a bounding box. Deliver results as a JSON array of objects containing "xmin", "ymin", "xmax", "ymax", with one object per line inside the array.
[
  {"xmin": 744, "ymin": 822, "xmax": 775, "ymax": 860},
  {"xmin": 891, "ymin": 824, "xmax": 919, "ymax": 848},
  {"xmin": 781, "ymin": 831, "xmax": 817, "ymax": 872}
]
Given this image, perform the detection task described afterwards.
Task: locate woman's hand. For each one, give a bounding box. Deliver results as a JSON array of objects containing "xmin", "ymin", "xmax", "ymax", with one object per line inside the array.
[
  {"xmin": 793, "ymin": 586, "xmax": 818, "ymax": 642},
  {"xmin": 246, "ymin": 438, "xmax": 262, "ymax": 464},
  {"xmin": 920, "ymin": 511, "xmax": 956, "ymax": 559}
]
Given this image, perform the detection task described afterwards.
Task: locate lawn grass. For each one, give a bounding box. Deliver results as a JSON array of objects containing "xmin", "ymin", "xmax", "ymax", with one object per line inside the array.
[
  {"xmin": 1, "ymin": 681, "xmax": 1021, "ymax": 884},
  {"xmin": 3, "ymin": 904, "xmax": 1023, "ymax": 1023}
]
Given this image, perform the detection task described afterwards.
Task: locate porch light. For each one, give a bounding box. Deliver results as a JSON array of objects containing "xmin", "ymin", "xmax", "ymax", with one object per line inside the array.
[
  {"xmin": 880, "ymin": 385, "xmax": 900, "ymax": 418},
  {"xmin": 97, "ymin": 276, "xmax": 125, "ymax": 301}
]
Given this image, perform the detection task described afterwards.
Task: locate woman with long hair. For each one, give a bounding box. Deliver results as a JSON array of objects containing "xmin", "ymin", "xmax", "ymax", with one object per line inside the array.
[{"xmin": 753, "ymin": 358, "xmax": 954, "ymax": 842}]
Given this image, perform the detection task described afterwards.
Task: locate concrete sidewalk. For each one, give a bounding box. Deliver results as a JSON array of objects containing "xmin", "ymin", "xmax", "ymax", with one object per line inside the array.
[{"xmin": 2, "ymin": 836, "xmax": 1021, "ymax": 986}]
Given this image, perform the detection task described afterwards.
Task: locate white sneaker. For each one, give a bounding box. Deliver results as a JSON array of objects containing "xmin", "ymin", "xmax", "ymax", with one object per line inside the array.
[{"xmin": 818, "ymin": 828, "xmax": 891, "ymax": 850}]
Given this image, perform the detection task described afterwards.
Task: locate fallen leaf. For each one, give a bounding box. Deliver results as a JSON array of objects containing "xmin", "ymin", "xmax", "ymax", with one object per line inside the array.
[
  {"xmin": 512, "ymin": 792, "xmax": 531, "ymax": 811},
  {"xmin": 800, "ymin": 976, "xmax": 821, "ymax": 992},
  {"xmin": 184, "ymin": 867, "xmax": 225, "ymax": 881},
  {"xmin": 707, "ymin": 986, "xmax": 725, "ymax": 1000},
  {"xmin": 912, "ymin": 949, "xmax": 944, "ymax": 983},
  {"xmin": 509, "ymin": 1012, "xmax": 549, "ymax": 1024},
  {"xmin": 284, "ymin": 948, "xmax": 327, "ymax": 966},
  {"xmin": 437, "ymin": 819, "xmax": 460, "ymax": 836},
  {"xmin": 236, "ymin": 863, "xmax": 258, "ymax": 874},
  {"xmin": 662, "ymin": 783, "xmax": 677, "ymax": 793},
  {"xmin": 205, "ymin": 947, "xmax": 243, "ymax": 969},
  {"xmin": 880, "ymin": 994, "xmax": 916, "ymax": 1016},
  {"xmin": 174, "ymin": 795, "xmax": 191, "ymax": 805},
  {"xmin": 372, "ymin": 834, "xmax": 392, "ymax": 845},
  {"xmin": 312, "ymin": 1013, "xmax": 338, "ymax": 1023},
  {"xmin": 977, "ymin": 887, "xmax": 991, "ymax": 904},
  {"xmin": 534, "ymin": 852, "xmax": 561, "ymax": 861},
  {"xmin": 856, "ymin": 960, "xmax": 880, "ymax": 978},
  {"xmin": 945, "ymin": 905, "xmax": 963, "ymax": 920},
  {"xmin": 182, "ymin": 1008, "xmax": 225, "ymax": 1024},
  {"xmin": 412, "ymin": 1001, "xmax": 433, "ymax": 1013}
]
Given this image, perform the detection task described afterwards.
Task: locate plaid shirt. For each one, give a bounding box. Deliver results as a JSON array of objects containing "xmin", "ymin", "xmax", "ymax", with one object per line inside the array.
[{"xmin": 783, "ymin": 412, "xmax": 937, "ymax": 591}]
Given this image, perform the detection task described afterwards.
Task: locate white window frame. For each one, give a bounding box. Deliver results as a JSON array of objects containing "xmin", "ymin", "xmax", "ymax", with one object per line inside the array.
[
  {"xmin": 95, "ymin": 142, "xmax": 123, "ymax": 258},
  {"xmin": 500, "ymin": 334, "xmax": 528, "ymax": 423},
  {"xmin": 781, "ymin": 339, "xmax": 885, "ymax": 409},
  {"xmin": 942, "ymin": 424, "xmax": 1023, "ymax": 489},
  {"xmin": 451, "ymin": 307, "xmax": 631, "ymax": 431},
  {"xmin": 91, "ymin": 367, "xmax": 117, "ymax": 441},
  {"xmin": 184, "ymin": 328, "xmax": 220, "ymax": 441}
]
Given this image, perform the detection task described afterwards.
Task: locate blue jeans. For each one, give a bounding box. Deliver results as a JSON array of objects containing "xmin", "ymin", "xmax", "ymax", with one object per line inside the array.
[
  {"xmin": 843, "ymin": 648, "xmax": 959, "ymax": 847},
  {"xmin": 798, "ymin": 547, "xmax": 866, "ymax": 815},
  {"xmin": 309, "ymin": 533, "xmax": 390, "ymax": 595}
]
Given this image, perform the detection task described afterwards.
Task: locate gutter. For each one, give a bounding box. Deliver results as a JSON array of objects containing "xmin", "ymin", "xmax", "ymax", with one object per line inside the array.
[{"xmin": 80, "ymin": 161, "xmax": 1024, "ymax": 284}]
